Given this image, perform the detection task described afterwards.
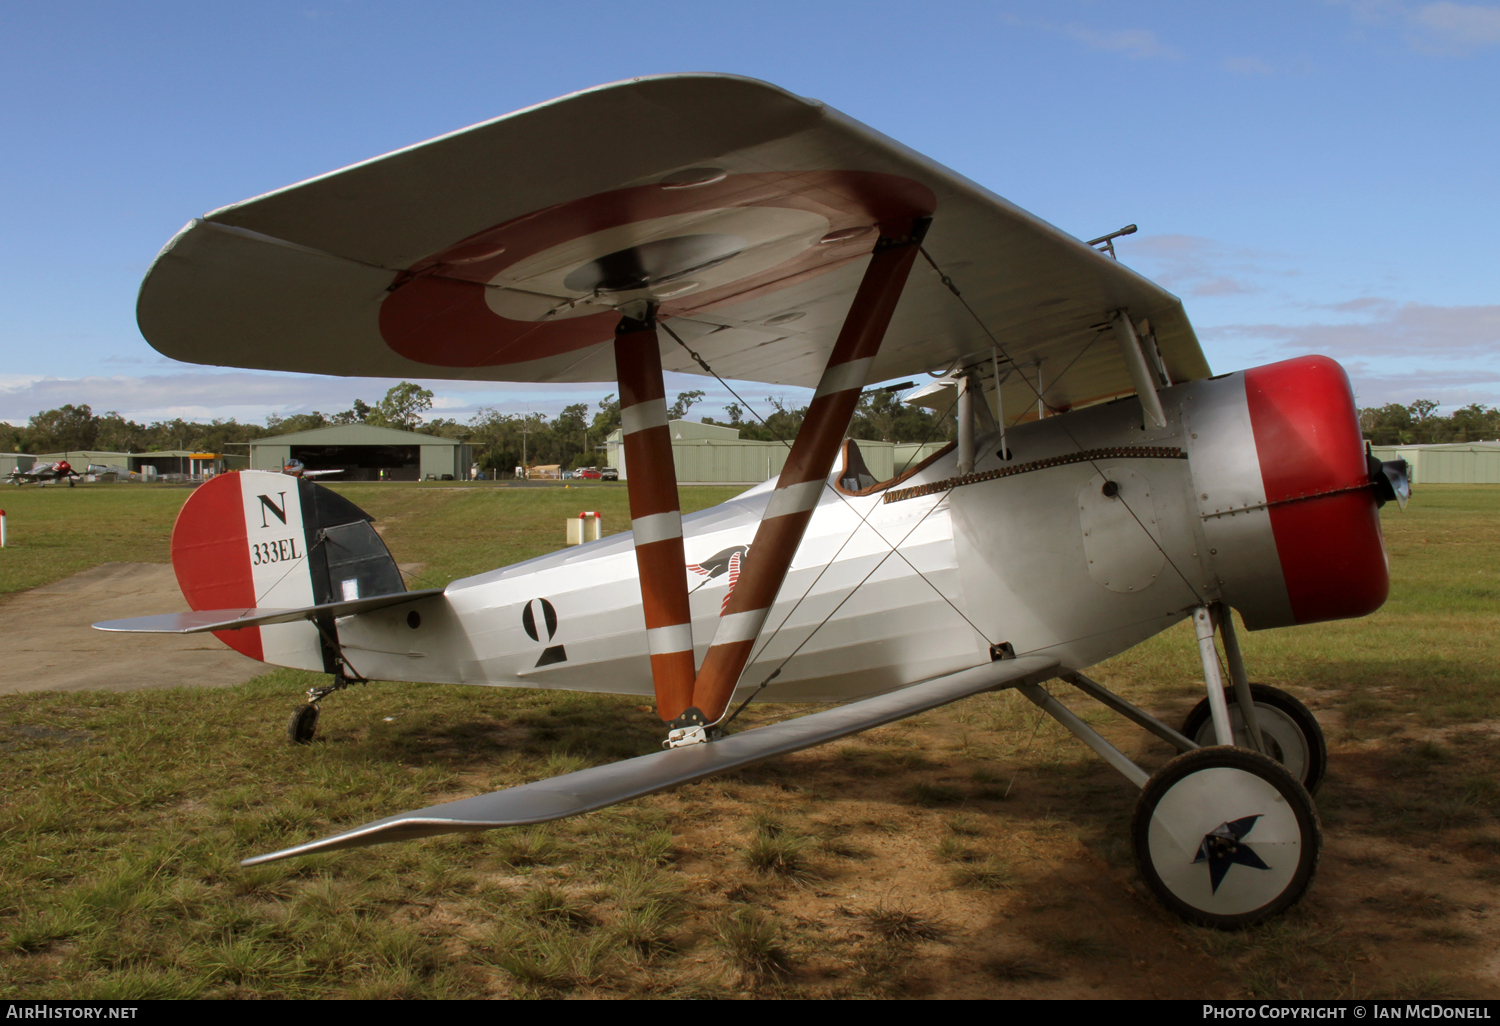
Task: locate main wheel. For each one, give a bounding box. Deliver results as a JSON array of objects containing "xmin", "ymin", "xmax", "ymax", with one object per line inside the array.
[
  {"xmin": 1182, "ymin": 683, "xmax": 1326, "ymax": 794},
  {"xmin": 1133, "ymin": 746, "xmax": 1320, "ymax": 929},
  {"xmin": 287, "ymin": 703, "xmax": 320, "ymax": 744}
]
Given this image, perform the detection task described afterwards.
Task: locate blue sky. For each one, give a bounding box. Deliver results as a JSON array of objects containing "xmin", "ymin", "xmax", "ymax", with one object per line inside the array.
[{"xmin": 2, "ymin": 0, "xmax": 1497, "ymax": 427}]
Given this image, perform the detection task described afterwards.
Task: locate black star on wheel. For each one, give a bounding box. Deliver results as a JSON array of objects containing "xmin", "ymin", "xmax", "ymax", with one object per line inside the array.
[{"xmin": 1192, "ymin": 814, "xmax": 1271, "ymax": 893}]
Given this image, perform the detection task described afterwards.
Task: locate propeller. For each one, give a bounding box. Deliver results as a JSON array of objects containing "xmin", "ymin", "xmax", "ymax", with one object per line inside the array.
[{"xmin": 1367, "ymin": 453, "xmax": 1411, "ymax": 510}]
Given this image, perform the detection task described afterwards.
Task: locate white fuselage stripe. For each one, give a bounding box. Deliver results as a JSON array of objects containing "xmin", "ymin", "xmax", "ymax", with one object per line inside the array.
[
  {"xmin": 646, "ymin": 623, "xmax": 695, "ymax": 656},
  {"xmin": 632, "ymin": 511, "xmax": 684, "ymax": 546},
  {"xmin": 763, "ymin": 479, "xmax": 823, "ymax": 521},
  {"xmin": 811, "ymin": 357, "xmax": 874, "ymax": 402},
  {"xmin": 621, "ymin": 398, "xmax": 669, "ymax": 436}
]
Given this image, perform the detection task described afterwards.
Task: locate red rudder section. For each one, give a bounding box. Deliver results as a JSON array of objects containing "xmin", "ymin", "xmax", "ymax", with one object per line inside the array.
[{"xmin": 171, "ymin": 471, "xmax": 262, "ymax": 660}]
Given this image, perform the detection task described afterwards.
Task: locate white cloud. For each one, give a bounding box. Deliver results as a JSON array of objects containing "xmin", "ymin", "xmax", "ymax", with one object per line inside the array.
[
  {"xmin": 1126, "ymin": 234, "xmax": 1270, "ymax": 298},
  {"xmin": 1206, "ymin": 300, "xmax": 1500, "ymax": 359},
  {"xmin": 0, "ymin": 371, "xmax": 597, "ymax": 426},
  {"xmin": 1411, "ymin": 2, "xmax": 1500, "ymax": 50},
  {"xmin": 1334, "ymin": 0, "xmax": 1500, "ymax": 53},
  {"xmin": 1223, "ymin": 56, "xmax": 1277, "ymax": 75},
  {"xmin": 0, "ymin": 369, "xmax": 818, "ymax": 431},
  {"xmin": 1339, "ymin": 363, "xmax": 1500, "ymax": 408},
  {"xmin": 1066, "ymin": 26, "xmax": 1181, "ymax": 59}
]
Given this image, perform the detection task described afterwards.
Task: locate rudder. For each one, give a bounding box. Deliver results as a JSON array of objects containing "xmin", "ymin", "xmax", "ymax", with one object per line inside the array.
[{"xmin": 171, "ymin": 471, "xmax": 404, "ymax": 669}]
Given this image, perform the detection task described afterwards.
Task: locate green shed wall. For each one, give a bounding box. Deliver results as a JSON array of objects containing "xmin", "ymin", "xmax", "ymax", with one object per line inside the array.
[{"xmin": 1370, "ymin": 445, "xmax": 1500, "ymax": 484}]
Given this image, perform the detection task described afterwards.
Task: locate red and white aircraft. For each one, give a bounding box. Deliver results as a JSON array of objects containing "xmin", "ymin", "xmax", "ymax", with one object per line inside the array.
[
  {"xmin": 280, "ymin": 458, "xmax": 343, "ymax": 479},
  {"xmin": 98, "ymin": 75, "xmax": 1411, "ymax": 929},
  {"xmin": 8, "ymin": 460, "xmax": 87, "ymax": 486}
]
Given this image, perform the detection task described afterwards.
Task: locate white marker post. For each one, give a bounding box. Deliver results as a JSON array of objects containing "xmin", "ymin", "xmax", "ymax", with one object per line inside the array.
[
  {"xmin": 1, "ymin": 509, "xmax": 6, "ymax": 548},
  {"xmin": 566, "ymin": 511, "xmax": 601, "ymax": 546}
]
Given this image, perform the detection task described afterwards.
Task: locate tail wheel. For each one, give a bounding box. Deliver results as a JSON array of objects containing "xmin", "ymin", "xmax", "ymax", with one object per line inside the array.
[
  {"xmin": 1133, "ymin": 746, "xmax": 1320, "ymax": 930},
  {"xmin": 1182, "ymin": 683, "xmax": 1327, "ymax": 794},
  {"xmin": 287, "ymin": 703, "xmax": 320, "ymax": 745}
]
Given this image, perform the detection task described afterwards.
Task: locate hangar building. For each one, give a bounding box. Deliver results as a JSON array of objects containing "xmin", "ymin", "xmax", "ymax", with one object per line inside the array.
[
  {"xmin": 605, "ymin": 420, "xmax": 948, "ymax": 485},
  {"xmin": 249, "ymin": 424, "xmax": 471, "ymax": 482},
  {"xmin": 32, "ymin": 450, "xmax": 234, "ymax": 479},
  {"xmin": 1, "ymin": 453, "xmax": 36, "ymax": 476},
  {"xmin": 1369, "ymin": 441, "xmax": 1500, "ymax": 484}
]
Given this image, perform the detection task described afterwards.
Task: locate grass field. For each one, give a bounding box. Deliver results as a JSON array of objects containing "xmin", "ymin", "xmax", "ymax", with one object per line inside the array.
[
  {"xmin": 0, "ymin": 480, "xmax": 742, "ymax": 595},
  {"xmin": 0, "ymin": 482, "xmax": 1497, "ymax": 998}
]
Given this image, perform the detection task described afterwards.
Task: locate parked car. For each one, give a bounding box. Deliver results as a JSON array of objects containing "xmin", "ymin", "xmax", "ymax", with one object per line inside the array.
[
  {"xmin": 600, "ymin": 467, "xmax": 619, "ymax": 481},
  {"xmin": 575, "ymin": 468, "xmax": 603, "ymax": 480}
]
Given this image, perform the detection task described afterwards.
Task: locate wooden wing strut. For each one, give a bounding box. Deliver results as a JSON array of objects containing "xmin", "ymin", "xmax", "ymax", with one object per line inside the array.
[
  {"xmin": 688, "ymin": 217, "xmax": 932, "ymax": 725},
  {"xmin": 614, "ymin": 307, "xmax": 696, "ymax": 722}
]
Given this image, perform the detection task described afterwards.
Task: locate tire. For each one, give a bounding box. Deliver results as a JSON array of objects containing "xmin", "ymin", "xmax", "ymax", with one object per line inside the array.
[
  {"xmin": 287, "ymin": 703, "xmax": 320, "ymax": 744},
  {"xmin": 1133, "ymin": 746, "xmax": 1321, "ymax": 930},
  {"xmin": 1182, "ymin": 683, "xmax": 1327, "ymax": 794}
]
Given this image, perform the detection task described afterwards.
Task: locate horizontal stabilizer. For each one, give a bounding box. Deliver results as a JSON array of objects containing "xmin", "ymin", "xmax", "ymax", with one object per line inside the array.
[
  {"xmin": 241, "ymin": 655, "xmax": 1059, "ymax": 866},
  {"xmin": 93, "ymin": 588, "xmax": 445, "ymax": 634}
]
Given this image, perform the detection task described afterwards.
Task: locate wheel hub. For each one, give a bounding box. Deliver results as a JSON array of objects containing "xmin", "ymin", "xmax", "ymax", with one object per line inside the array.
[{"xmin": 1193, "ymin": 814, "xmax": 1271, "ymax": 893}]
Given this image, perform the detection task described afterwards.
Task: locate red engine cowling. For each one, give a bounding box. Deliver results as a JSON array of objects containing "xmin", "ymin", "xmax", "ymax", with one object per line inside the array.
[{"xmin": 1185, "ymin": 355, "xmax": 1388, "ymax": 630}]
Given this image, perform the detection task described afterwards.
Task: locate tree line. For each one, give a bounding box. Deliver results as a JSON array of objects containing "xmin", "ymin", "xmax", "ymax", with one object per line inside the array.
[
  {"xmin": 4, "ymin": 381, "xmax": 963, "ymax": 473},
  {"xmin": 44, "ymin": 384, "xmax": 1500, "ymax": 471},
  {"xmin": 1359, "ymin": 401, "xmax": 1500, "ymax": 446}
]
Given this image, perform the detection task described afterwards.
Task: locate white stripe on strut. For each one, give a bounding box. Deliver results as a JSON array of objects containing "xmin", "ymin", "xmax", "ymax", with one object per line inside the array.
[
  {"xmin": 646, "ymin": 623, "xmax": 695, "ymax": 656},
  {"xmin": 712, "ymin": 608, "xmax": 768, "ymax": 646},
  {"xmin": 632, "ymin": 511, "xmax": 683, "ymax": 546},
  {"xmin": 621, "ymin": 398, "xmax": 669, "ymax": 436},
  {"xmin": 763, "ymin": 479, "xmax": 823, "ymax": 521},
  {"xmin": 811, "ymin": 357, "xmax": 874, "ymax": 402}
]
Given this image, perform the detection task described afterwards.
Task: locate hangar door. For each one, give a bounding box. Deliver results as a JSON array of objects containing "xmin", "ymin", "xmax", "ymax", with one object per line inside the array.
[{"xmin": 291, "ymin": 444, "xmax": 420, "ymax": 482}]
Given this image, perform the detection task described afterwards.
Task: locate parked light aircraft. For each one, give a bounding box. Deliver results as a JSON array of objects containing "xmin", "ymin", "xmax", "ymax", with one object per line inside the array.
[
  {"xmin": 96, "ymin": 74, "xmax": 1412, "ymax": 929},
  {"xmin": 9, "ymin": 460, "xmax": 76, "ymax": 486},
  {"xmin": 5, "ymin": 460, "xmax": 116, "ymax": 486},
  {"xmin": 280, "ymin": 458, "xmax": 343, "ymax": 479}
]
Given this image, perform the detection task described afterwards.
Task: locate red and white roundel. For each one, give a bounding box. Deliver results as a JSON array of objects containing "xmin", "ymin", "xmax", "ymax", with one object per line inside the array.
[{"xmin": 378, "ymin": 170, "xmax": 936, "ymax": 368}]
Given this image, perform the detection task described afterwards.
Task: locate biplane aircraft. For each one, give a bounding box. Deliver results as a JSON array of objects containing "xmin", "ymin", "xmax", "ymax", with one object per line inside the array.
[{"xmin": 96, "ymin": 74, "xmax": 1412, "ymax": 929}]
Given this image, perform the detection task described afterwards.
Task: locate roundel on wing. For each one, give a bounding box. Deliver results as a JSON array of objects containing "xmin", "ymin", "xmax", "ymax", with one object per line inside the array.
[{"xmin": 378, "ymin": 171, "xmax": 936, "ymax": 368}]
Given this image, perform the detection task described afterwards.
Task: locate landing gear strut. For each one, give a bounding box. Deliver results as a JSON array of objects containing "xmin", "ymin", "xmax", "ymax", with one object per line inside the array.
[
  {"xmin": 286, "ymin": 672, "xmax": 357, "ymax": 745},
  {"xmin": 1181, "ymin": 682, "xmax": 1327, "ymax": 793},
  {"xmin": 1021, "ymin": 602, "xmax": 1329, "ymax": 929}
]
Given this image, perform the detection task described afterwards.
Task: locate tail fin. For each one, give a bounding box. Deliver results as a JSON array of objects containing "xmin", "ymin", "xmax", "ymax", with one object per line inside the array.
[{"xmin": 172, "ymin": 470, "xmax": 404, "ymax": 669}]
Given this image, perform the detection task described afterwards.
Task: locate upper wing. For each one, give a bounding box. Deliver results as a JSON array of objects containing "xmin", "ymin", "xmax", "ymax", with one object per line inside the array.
[{"xmin": 138, "ymin": 74, "xmax": 1208, "ymax": 412}]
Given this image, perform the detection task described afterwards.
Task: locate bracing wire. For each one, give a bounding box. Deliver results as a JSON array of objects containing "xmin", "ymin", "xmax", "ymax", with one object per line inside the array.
[
  {"xmin": 662, "ymin": 242, "xmax": 1213, "ymax": 722},
  {"xmin": 719, "ymin": 476, "xmax": 966, "ymax": 728},
  {"xmin": 658, "ymin": 319, "xmax": 981, "ymax": 639},
  {"xmin": 914, "ymin": 247, "xmax": 1208, "ymax": 606},
  {"xmin": 655, "ymin": 318, "xmax": 992, "ymax": 723}
]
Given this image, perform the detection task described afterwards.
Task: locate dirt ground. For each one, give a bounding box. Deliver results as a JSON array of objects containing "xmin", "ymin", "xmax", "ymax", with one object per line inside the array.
[
  {"xmin": 0, "ymin": 563, "xmax": 265, "ymax": 695},
  {"xmin": 4, "ymin": 564, "xmax": 1499, "ymax": 998},
  {"xmin": 641, "ymin": 701, "xmax": 1500, "ymax": 998}
]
